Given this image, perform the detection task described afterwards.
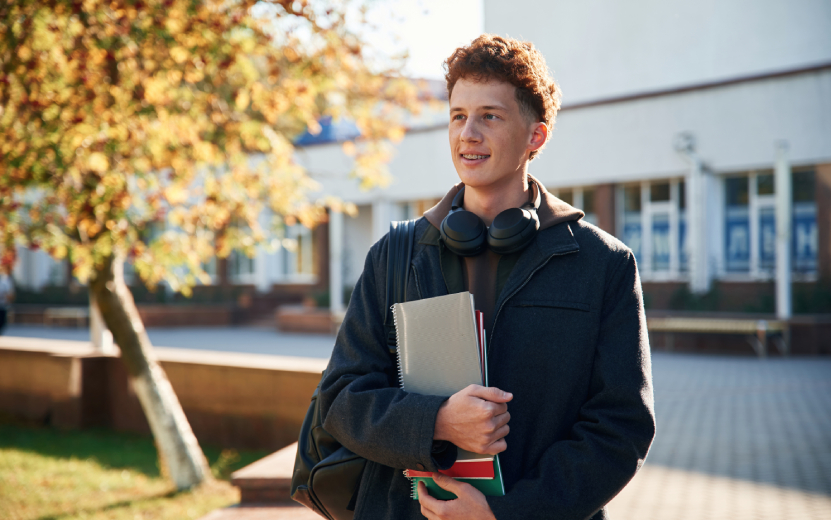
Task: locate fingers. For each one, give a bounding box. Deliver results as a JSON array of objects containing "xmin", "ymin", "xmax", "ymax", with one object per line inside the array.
[
  {"xmin": 483, "ymin": 436, "xmax": 507, "ymax": 455},
  {"xmin": 435, "ymin": 386, "xmax": 513, "ymax": 452},
  {"xmin": 486, "ymin": 402, "xmax": 509, "ymax": 416},
  {"xmin": 419, "ymin": 474, "xmax": 494, "ymax": 520},
  {"xmin": 418, "ymin": 481, "xmax": 444, "ymax": 519},
  {"xmin": 432, "ymin": 471, "xmax": 469, "ymax": 494},
  {"xmin": 492, "ymin": 410, "xmax": 510, "ymax": 430},
  {"xmin": 466, "ymin": 384, "xmax": 513, "ymax": 403}
]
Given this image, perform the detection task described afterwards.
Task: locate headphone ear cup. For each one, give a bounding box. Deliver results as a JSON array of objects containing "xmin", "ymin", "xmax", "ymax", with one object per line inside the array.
[
  {"xmin": 440, "ymin": 210, "xmax": 488, "ymax": 257},
  {"xmin": 487, "ymin": 207, "xmax": 540, "ymax": 255}
]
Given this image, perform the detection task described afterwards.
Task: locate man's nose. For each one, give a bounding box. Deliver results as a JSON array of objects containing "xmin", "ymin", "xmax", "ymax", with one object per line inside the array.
[{"xmin": 460, "ymin": 119, "xmax": 482, "ymax": 142}]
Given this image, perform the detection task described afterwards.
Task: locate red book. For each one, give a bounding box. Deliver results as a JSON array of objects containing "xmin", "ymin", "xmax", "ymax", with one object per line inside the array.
[
  {"xmin": 405, "ymin": 458, "xmax": 495, "ymax": 479},
  {"xmin": 475, "ymin": 310, "xmax": 485, "ymax": 381}
]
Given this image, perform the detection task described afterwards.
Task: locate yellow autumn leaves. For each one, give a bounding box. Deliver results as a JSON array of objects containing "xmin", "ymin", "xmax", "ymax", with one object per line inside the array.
[{"xmin": 0, "ymin": 0, "xmax": 419, "ymax": 295}]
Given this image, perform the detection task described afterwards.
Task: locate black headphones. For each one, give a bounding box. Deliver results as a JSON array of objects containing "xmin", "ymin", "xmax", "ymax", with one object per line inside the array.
[{"xmin": 439, "ymin": 180, "xmax": 541, "ymax": 256}]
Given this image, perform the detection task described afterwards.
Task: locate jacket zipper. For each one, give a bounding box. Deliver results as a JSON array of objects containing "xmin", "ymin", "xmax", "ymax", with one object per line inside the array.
[
  {"xmin": 410, "ymin": 265, "xmax": 422, "ymax": 300},
  {"xmin": 489, "ymin": 249, "xmax": 578, "ymax": 363}
]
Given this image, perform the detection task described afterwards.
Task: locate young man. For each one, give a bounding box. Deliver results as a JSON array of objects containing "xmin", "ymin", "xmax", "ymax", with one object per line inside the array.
[{"xmin": 320, "ymin": 35, "xmax": 655, "ymax": 520}]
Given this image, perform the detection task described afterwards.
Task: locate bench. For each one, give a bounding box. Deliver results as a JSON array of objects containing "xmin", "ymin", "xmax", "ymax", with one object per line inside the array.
[
  {"xmin": 646, "ymin": 316, "xmax": 789, "ymax": 357},
  {"xmin": 43, "ymin": 307, "xmax": 89, "ymax": 328}
]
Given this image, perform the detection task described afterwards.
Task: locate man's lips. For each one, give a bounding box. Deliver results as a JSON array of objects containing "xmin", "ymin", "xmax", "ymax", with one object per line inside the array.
[{"xmin": 460, "ymin": 153, "xmax": 490, "ymax": 160}]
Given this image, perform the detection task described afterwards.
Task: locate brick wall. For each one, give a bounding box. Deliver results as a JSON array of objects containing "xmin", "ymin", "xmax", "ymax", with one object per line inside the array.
[
  {"xmin": 0, "ymin": 348, "xmax": 83, "ymax": 428},
  {"xmin": 10, "ymin": 304, "xmax": 234, "ymax": 328},
  {"xmin": 138, "ymin": 305, "xmax": 233, "ymax": 327},
  {"xmin": 594, "ymin": 183, "xmax": 616, "ymax": 236},
  {"xmin": 0, "ymin": 338, "xmax": 325, "ymax": 451}
]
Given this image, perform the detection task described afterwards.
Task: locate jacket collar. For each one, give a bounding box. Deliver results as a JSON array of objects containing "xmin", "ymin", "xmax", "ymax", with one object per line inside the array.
[
  {"xmin": 414, "ymin": 215, "xmax": 581, "ymax": 303},
  {"xmin": 422, "ymin": 174, "xmax": 584, "ymax": 232},
  {"xmin": 500, "ymin": 222, "xmax": 580, "ymax": 292}
]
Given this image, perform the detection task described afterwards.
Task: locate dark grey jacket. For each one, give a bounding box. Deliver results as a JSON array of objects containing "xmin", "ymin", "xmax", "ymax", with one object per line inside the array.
[{"xmin": 320, "ymin": 216, "xmax": 655, "ymax": 520}]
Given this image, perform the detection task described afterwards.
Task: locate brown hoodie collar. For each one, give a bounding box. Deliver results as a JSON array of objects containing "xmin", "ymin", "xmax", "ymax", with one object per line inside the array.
[{"xmin": 423, "ymin": 174, "xmax": 584, "ymax": 232}]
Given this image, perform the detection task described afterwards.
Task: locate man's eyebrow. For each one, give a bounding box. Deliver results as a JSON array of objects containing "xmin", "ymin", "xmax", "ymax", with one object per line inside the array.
[{"xmin": 449, "ymin": 104, "xmax": 508, "ymax": 112}]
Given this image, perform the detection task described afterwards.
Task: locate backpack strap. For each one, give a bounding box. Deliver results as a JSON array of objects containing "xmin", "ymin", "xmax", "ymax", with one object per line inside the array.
[{"xmin": 385, "ymin": 219, "xmax": 417, "ymax": 352}]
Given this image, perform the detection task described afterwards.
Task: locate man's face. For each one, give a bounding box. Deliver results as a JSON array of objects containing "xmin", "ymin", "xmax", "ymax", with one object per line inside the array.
[{"xmin": 448, "ymin": 78, "xmax": 541, "ymax": 190}]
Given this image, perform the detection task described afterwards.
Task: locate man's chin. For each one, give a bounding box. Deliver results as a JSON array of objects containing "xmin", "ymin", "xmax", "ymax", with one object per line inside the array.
[{"xmin": 455, "ymin": 168, "xmax": 520, "ymax": 190}]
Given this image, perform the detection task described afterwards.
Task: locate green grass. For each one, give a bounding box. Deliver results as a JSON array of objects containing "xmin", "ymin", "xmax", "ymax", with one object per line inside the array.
[{"xmin": 0, "ymin": 419, "xmax": 271, "ymax": 520}]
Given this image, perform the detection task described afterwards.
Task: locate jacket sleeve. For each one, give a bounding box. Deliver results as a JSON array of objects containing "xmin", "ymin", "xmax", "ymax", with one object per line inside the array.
[
  {"xmin": 487, "ymin": 249, "xmax": 656, "ymax": 520},
  {"xmin": 319, "ymin": 237, "xmax": 456, "ymax": 472}
]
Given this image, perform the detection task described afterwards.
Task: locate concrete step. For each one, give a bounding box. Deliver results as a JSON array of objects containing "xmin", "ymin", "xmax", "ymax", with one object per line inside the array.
[
  {"xmin": 199, "ymin": 504, "xmax": 320, "ymax": 520},
  {"xmin": 231, "ymin": 442, "xmax": 298, "ymax": 504},
  {"xmin": 199, "ymin": 443, "xmax": 321, "ymax": 520}
]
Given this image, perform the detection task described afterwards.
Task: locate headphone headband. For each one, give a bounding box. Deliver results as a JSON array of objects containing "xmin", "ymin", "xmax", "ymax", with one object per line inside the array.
[{"xmin": 440, "ymin": 180, "xmax": 542, "ymax": 256}]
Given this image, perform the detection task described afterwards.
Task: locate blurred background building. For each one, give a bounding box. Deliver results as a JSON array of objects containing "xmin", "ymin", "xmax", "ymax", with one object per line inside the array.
[
  {"xmin": 311, "ymin": 0, "xmax": 831, "ymax": 325},
  {"xmin": 12, "ymin": 0, "xmax": 831, "ymax": 337}
]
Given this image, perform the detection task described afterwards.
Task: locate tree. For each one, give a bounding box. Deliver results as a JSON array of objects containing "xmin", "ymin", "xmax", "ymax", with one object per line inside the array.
[{"xmin": 0, "ymin": 0, "xmax": 417, "ymax": 489}]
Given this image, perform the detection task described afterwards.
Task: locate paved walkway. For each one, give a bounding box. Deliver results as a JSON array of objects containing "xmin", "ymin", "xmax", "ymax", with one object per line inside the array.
[
  {"xmin": 7, "ymin": 326, "xmax": 829, "ymax": 518},
  {"xmin": 2, "ymin": 324, "xmax": 336, "ymax": 359},
  {"xmin": 607, "ymin": 353, "xmax": 831, "ymax": 519},
  {"xmin": 199, "ymin": 352, "xmax": 831, "ymax": 520}
]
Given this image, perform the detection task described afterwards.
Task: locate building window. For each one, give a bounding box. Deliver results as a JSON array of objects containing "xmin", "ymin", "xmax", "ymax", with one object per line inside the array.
[
  {"xmin": 793, "ymin": 170, "xmax": 818, "ymax": 273},
  {"xmin": 724, "ymin": 175, "xmax": 750, "ymax": 272},
  {"xmin": 617, "ymin": 179, "xmax": 685, "ymax": 280},
  {"xmin": 621, "ymin": 184, "xmax": 642, "ymax": 261},
  {"xmin": 553, "ymin": 187, "xmax": 597, "ymax": 225},
  {"xmin": 720, "ymin": 169, "xmax": 817, "ymax": 278},
  {"xmin": 582, "ymin": 188, "xmax": 596, "ymax": 226},
  {"xmin": 649, "ymin": 182, "xmax": 671, "ymax": 272},
  {"xmin": 678, "ymin": 181, "xmax": 688, "ymax": 271},
  {"xmin": 230, "ymin": 250, "xmax": 256, "ymax": 281},
  {"xmin": 277, "ymin": 224, "xmax": 315, "ymax": 281},
  {"xmin": 757, "ymin": 173, "xmax": 776, "ymax": 271},
  {"xmin": 652, "ymin": 212, "xmax": 671, "ymax": 271}
]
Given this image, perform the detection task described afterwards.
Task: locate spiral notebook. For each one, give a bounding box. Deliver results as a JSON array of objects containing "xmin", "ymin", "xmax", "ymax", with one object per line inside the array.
[{"xmin": 392, "ymin": 291, "xmax": 505, "ymax": 500}]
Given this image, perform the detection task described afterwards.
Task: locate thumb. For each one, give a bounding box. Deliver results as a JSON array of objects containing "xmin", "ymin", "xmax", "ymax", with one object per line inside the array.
[
  {"xmin": 470, "ymin": 385, "xmax": 513, "ymax": 403},
  {"xmin": 431, "ymin": 472, "xmax": 468, "ymax": 495}
]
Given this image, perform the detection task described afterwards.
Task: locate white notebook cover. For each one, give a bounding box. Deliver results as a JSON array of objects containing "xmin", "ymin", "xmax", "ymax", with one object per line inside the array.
[{"xmin": 392, "ymin": 291, "xmax": 482, "ymax": 397}]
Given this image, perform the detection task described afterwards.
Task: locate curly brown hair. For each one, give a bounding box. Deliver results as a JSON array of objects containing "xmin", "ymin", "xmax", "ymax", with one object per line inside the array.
[{"xmin": 444, "ymin": 34, "xmax": 561, "ymax": 159}]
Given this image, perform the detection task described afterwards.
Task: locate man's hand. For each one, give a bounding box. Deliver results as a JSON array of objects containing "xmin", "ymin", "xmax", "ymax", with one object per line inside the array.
[
  {"xmin": 418, "ymin": 473, "xmax": 497, "ymax": 520},
  {"xmin": 433, "ymin": 384, "xmax": 512, "ymax": 455}
]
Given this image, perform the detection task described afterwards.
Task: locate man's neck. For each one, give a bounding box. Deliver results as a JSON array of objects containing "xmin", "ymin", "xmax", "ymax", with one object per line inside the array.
[{"xmin": 463, "ymin": 173, "xmax": 530, "ymax": 227}]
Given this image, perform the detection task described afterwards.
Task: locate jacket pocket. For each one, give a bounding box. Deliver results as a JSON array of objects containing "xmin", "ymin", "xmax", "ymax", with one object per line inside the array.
[{"xmin": 510, "ymin": 300, "xmax": 591, "ymax": 312}]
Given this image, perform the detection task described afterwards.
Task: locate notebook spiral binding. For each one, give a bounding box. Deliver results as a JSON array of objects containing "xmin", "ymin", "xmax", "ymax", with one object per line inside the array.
[
  {"xmin": 392, "ymin": 304, "xmax": 407, "ymax": 391},
  {"xmin": 394, "ymin": 304, "xmax": 417, "ymax": 497},
  {"xmin": 404, "ymin": 469, "xmax": 418, "ymax": 499}
]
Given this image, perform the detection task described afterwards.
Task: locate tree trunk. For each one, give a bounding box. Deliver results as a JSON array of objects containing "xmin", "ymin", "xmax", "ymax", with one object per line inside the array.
[{"xmin": 89, "ymin": 254, "xmax": 211, "ymax": 490}]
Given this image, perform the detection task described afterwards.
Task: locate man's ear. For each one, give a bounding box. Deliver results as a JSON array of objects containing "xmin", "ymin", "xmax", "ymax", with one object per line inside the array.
[{"xmin": 527, "ymin": 122, "xmax": 548, "ymax": 152}]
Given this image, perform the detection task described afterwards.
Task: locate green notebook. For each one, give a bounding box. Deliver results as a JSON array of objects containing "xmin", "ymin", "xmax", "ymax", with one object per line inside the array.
[{"xmin": 409, "ymin": 453, "xmax": 505, "ymax": 500}]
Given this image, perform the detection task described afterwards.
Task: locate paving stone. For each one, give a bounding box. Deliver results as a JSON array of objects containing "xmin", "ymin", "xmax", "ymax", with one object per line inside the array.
[{"xmin": 607, "ymin": 353, "xmax": 831, "ymax": 520}]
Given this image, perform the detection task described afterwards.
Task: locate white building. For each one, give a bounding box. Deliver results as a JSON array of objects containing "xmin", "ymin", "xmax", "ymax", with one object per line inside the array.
[
  {"xmin": 314, "ymin": 0, "xmax": 831, "ymax": 318},
  {"xmin": 15, "ymin": 0, "xmax": 831, "ymax": 326}
]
